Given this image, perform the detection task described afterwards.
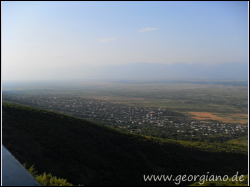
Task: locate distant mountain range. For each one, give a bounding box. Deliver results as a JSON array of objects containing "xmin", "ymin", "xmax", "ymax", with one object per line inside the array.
[
  {"xmin": 16, "ymin": 62, "xmax": 248, "ymax": 81},
  {"xmin": 90, "ymin": 62, "xmax": 248, "ymax": 80}
]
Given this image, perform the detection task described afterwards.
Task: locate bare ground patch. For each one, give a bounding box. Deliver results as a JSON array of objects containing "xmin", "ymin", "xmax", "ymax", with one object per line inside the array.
[{"xmin": 189, "ymin": 112, "xmax": 248, "ymax": 124}]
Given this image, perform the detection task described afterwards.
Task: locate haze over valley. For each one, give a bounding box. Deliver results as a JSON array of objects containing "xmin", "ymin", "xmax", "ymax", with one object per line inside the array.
[
  {"xmin": 2, "ymin": 1, "xmax": 248, "ymax": 186},
  {"xmin": 3, "ymin": 62, "xmax": 247, "ymax": 81}
]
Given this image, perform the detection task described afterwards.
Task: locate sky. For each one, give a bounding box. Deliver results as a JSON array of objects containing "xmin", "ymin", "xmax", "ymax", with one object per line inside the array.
[{"xmin": 1, "ymin": 1, "xmax": 249, "ymax": 81}]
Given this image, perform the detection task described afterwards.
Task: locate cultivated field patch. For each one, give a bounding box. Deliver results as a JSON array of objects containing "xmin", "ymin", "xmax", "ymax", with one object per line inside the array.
[{"xmin": 189, "ymin": 112, "xmax": 248, "ymax": 124}]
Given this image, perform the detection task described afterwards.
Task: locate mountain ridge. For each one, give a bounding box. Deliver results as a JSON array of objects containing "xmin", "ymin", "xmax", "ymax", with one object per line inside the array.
[
  {"xmin": 2, "ymin": 102, "xmax": 248, "ymax": 186},
  {"xmin": 4, "ymin": 62, "xmax": 247, "ymax": 81}
]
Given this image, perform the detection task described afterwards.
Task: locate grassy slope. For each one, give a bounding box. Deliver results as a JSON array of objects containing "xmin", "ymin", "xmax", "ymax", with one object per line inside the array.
[
  {"xmin": 2, "ymin": 102, "xmax": 248, "ymax": 186},
  {"xmin": 226, "ymin": 137, "xmax": 248, "ymax": 147}
]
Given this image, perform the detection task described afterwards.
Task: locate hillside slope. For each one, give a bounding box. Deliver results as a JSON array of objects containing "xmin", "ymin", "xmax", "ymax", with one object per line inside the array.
[{"xmin": 2, "ymin": 102, "xmax": 248, "ymax": 186}]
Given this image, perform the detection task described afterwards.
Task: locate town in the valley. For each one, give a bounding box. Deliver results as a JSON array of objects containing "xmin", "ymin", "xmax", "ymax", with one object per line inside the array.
[{"xmin": 4, "ymin": 92, "xmax": 247, "ymax": 141}]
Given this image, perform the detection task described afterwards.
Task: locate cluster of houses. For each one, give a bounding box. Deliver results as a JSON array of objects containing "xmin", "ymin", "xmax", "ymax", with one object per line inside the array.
[{"xmin": 4, "ymin": 93, "xmax": 248, "ymax": 138}]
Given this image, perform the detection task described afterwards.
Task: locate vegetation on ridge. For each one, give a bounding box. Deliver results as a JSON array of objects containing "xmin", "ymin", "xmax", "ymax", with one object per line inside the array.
[
  {"xmin": 2, "ymin": 102, "xmax": 248, "ymax": 186},
  {"xmin": 23, "ymin": 164, "xmax": 82, "ymax": 186}
]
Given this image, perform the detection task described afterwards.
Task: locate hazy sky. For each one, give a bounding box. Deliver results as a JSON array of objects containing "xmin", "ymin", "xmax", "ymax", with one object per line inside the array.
[{"xmin": 2, "ymin": 1, "xmax": 248, "ymax": 81}]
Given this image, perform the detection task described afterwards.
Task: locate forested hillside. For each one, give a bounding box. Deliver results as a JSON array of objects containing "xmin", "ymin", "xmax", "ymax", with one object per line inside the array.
[{"xmin": 2, "ymin": 102, "xmax": 248, "ymax": 186}]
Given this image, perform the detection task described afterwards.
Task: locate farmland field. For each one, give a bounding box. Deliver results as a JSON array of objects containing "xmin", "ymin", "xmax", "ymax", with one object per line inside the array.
[{"xmin": 188, "ymin": 112, "xmax": 248, "ymax": 124}]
